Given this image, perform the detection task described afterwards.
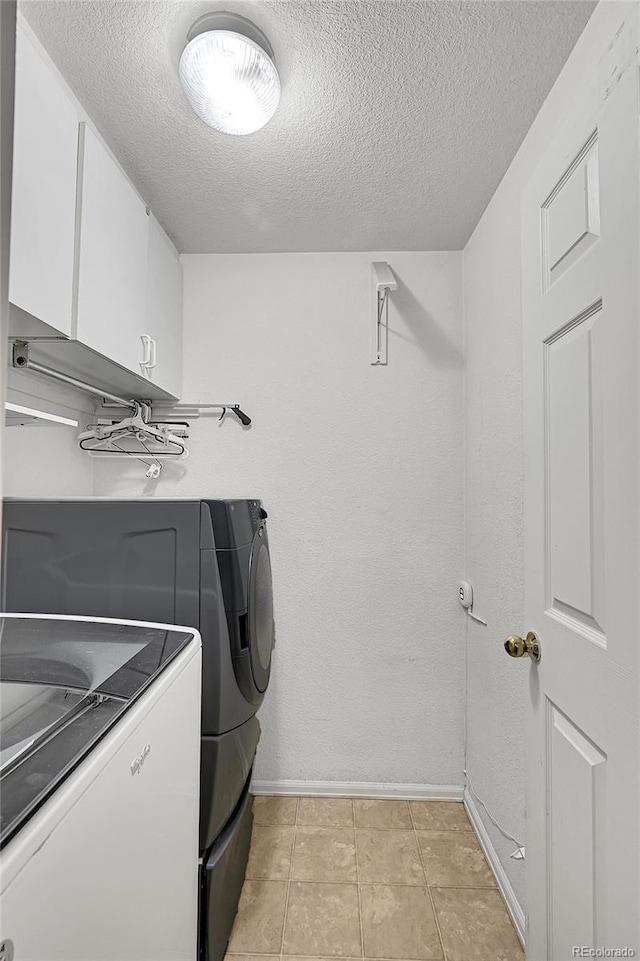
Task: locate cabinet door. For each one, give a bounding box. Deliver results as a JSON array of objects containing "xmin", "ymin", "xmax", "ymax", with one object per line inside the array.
[
  {"xmin": 143, "ymin": 217, "xmax": 183, "ymax": 398},
  {"xmin": 75, "ymin": 123, "xmax": 149, "ymax": 375},
  {"xmin": 9, "ymin": 25, "xmax": 78, "ymax": 336}
]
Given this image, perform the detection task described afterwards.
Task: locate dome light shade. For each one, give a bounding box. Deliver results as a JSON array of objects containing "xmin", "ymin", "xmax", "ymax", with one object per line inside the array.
[{"xmin": 179, "ymin": 14, "xmax": 280, "ymax": 136}]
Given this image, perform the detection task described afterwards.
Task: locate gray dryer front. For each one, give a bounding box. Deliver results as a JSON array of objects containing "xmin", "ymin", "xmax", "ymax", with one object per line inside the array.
[{"xmin": 1, "ymin": 498, "xmax": 275, "ymax": 850}]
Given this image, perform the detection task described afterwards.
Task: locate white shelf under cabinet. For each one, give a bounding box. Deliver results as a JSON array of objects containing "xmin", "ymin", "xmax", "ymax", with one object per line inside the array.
[{"xmin": 5, "ymin": 402, "xmax": 79, "ymax": 428}]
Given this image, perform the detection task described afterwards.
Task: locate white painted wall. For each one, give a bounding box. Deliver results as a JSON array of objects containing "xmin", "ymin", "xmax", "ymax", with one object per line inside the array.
[
  {"xmin": 3, "ymin": 425, "xmax": 93, "ymax": 496},
  {"xmin": 94, "ymin": 252, "xmax": 466, "ymax": 787},
  {"xmin": 3, "ymin": 372, "xmax": 95, "ymax": 496},
  {"xmin": 462, "ymin": 0, "xmax": 636, "ymax": 915}
]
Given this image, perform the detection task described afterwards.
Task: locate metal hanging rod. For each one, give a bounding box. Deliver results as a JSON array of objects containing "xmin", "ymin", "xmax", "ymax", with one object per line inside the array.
[
  {"xmin": 12, "ymin": 342, "xmax": 134, "ymax": 407},
  {"xmin": 100, "ymin": 402, "xmax": 240, "ymax": 412},
  {"xmin": 12, "ymin": 342, "xmax": 252, "ymax": 424},
  {"xmin": 100, "ymin": 402, "xmax": 252, "ymax": 426}
]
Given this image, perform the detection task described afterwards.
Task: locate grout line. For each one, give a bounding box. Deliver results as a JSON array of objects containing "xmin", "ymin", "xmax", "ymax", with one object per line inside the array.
[
  {"xmin": 352, "ymin": 826, "xmax": 417, "ymax": 833},
  {"xmin": 278, "ymin": 796, "xmax": 299, "ymax": 955},
  {"xmin": 408, "ymin": 803, "xmax": 430, "ymax": 888},
  {"xmin": 270, "ymin": 878, "xmax": 448, "ymax": 888},
  {"xmin": 356, "ymin": 879, "xmax": 496, "ymax": 889},
  {"xmin": 248, "ymin": 873, "xmax": 496, "ymax": 889},
  {"xmin": 410, "ymin": 802, "xmax": 448, "ymax": 961},
  {"xmin": 428, "ymin": 884, "xmax": 502, "ymax": 894},
  {"xmin": 227, "ymin": 954, "xmax": 281, "ymax": 958},
  {"xmin": 282, "ymin": 956, "xmax": 485, "ymax": 961},
  {"xmin": 352, "ymin": 798, "xmax": 365, "ymax": 959}
]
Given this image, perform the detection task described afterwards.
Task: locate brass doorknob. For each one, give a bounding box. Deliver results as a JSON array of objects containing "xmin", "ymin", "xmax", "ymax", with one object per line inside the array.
[{"xmin": 504, "ymin": 631, "xmax": 541, "ymax": 662}]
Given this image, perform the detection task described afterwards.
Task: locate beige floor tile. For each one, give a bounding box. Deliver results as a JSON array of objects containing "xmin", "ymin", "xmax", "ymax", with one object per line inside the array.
[
  {"xmin": 291, "ymin": 826, "xmax": 357, "ymax": 882},
  {"xmin": 297, "ymin": 797, "xmax": 354, "ymax": 827},
  {"xmin": 417, "ymin": 831, "xmax": 496, "ymax": 888},
  {"xmin": 360, "ymin": 883, "xmax": 443, "ymax": 959},
  {"xmin": 356, "ymin": 829, "xmax": 425, "ymax": 884},
  {"xmin": 227, "ymin": 880, "xmax": 288, "ymax": 954},
  {"xmin": 246, "ymin": 825, "xmax": 294, "ymax": 880},
  {"xmin": 410, "ymin": 801, "xmax": 472, "ymax": 832},
  {"xmin": 283, "ymin": 881, "xmax": 362, "ymax": 957},
  {"xmin": 253, "ymin": 796, "xmax": 298, "ymax": 826},
  {"xmin": 431, "ymin": 888, "xmax": 524, "ymax": 961},
  {"xmin": 354, "ymin": 799, "xmax": 413, "ymax": 830}
]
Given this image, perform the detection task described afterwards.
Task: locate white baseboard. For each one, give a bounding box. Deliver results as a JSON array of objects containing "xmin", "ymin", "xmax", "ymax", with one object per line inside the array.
[
  {"xmin": 251, "ymin": 779, "xmax": 464, "ymax": 801},
  {"xmin": 463, "ymin": 789, "xmax": 526, "ymax": 948}
]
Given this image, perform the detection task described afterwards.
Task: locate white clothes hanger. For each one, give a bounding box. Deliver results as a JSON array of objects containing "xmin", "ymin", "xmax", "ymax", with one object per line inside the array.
[
  {"xmin": 78, "ymin": 402, "xmax": 189, "ymax": 476},
  {"xmin": 78, "ymin": 402, "xmax": 187, "ymax": 452}
]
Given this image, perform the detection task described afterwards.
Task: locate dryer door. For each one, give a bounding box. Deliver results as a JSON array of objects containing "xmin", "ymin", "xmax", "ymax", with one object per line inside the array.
[{"xmin": 247, "ymin": 524, "xmax": 274, "ymax": 694}]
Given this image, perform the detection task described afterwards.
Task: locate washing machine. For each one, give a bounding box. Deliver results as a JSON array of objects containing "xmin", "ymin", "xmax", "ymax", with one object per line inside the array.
[
  {"xmin": 0, "ymin": 613, "xmax": 201, "ymax": 961},
  {"xmin": 2, "ymin": 498, "xmax": 276, "ymax": 961}
]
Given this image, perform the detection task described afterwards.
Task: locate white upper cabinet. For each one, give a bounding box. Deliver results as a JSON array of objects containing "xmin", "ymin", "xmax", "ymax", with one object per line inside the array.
[
  {"xmin": 143, "ymin": 217, "xmax": 183, "ymax": 399},
  {"xmin": 9, "ymin": 22, "xmax": 183, "ymax": 402},
  {"xmin": 9, "ymin": 25, "xmax": 78, "ymax": 336},
  {"xmin": 74, "ymin": 123, "xmax": 150, "ymax": 377}
]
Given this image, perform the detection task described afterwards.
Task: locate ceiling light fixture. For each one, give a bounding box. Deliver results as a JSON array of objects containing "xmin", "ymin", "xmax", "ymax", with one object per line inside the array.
[{"xmin": 179, "ymin": 11, "xmax": 281, "ymax": 136}]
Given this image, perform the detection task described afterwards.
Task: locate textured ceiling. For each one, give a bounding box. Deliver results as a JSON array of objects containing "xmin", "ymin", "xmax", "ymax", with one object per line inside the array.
[{"xmin": 21, "ymin": 0, "xmax": 595, "ymax": 253}]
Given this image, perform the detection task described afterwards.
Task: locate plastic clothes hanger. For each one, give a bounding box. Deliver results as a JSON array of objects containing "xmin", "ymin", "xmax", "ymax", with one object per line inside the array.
[{"xmin": 78, "ymin": 401, "xmax": 187, "ymax": 457}]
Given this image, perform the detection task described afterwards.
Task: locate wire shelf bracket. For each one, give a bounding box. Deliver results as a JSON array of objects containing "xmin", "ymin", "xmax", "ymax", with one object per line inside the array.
[{"xmin": 370, "ymin": 261, "xmax": 397, "ymax": 366}]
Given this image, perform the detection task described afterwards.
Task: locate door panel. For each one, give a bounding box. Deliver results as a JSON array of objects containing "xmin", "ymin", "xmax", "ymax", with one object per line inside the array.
[
  {"xmin": 548, "ymin": 703, "xmax": 607, "ymax": 960},
  {"xmin": 545, "ymin": 301, "xmax": 605, "ymax": 642},
  {"xmin": 542, "ymin": 132, "xmax": 600, "ymax": 289},
  {"xmin": 521, "ymin": 16, "xmax": 639, "ymax": 959}
]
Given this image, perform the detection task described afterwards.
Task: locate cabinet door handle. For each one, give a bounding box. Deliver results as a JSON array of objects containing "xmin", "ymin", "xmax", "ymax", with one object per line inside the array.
[
  {"xmin": 148, "ymin": 337, "xmax": 157, "ymax": 371},
  {"xmin": 140, "ymin": 334, "xmax": 152, "ymax": 376}
]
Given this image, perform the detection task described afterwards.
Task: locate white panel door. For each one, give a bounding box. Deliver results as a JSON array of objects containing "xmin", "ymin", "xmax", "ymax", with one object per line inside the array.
[
  {"xmin": 9, "ymin": 23, "xmax": 78, "ymax": 336},
  {"xmin": 75, "ymin": 123, "xmax": 149, "ymax": 375},
  {"xmin": 521, "ymin": 16, "xmax": 639, "ymax": 960},
  {"xmin": 143, "ymin": 216, "xmax": 183, "ymax": 398}
]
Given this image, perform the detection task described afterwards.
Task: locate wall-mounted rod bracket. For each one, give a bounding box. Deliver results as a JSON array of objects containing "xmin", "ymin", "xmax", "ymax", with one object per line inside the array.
[{"xmin": 370, "ymin": 262, "xmax": 397, "ymax": 366}]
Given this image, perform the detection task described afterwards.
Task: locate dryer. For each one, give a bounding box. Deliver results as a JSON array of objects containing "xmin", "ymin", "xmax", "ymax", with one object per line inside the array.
[
  {"xmin": 2, "ymin": 498, "xmax": 276, "ymax": 961},
  {"xmin": 207, "ymin": 499, "xmax": 273, "ymax": 706}
]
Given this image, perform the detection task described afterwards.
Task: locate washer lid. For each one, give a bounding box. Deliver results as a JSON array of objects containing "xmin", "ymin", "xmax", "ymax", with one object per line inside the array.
[{"xmin": 0, "ymin": 616, "xmax": 193, "ymax": 849}]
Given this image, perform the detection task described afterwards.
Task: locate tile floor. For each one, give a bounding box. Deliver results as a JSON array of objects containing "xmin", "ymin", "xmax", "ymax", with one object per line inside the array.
[{"xmin": 225, "ymin": 797, "xmax": 524, "ymax": 961}]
